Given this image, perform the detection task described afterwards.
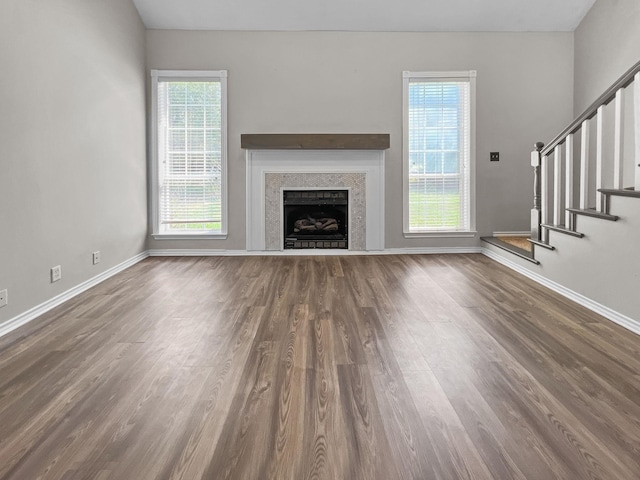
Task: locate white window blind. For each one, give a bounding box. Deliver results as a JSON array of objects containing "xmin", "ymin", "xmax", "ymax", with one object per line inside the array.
[
  {"xmin": 403, "ymin": 71, "xmax": 475, "ymax": 233},
  {"xmin": 152, "ymin": 70, "xmax": 227, "ymax": 237}
]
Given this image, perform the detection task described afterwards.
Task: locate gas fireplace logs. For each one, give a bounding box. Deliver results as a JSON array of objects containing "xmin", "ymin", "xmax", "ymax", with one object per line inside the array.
[{"xmin": 293, "ymin": 216, "xmax": 339, "ymax": 233}]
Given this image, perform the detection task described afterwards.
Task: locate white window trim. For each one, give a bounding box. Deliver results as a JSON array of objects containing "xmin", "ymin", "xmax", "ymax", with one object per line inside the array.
[
  {"xmin": 150, "ymin": 69, "xmax": 228, "ymax": 240},
  {"xmin": 402, "ymin": 70, "xmax": 477, "ymax": 238}
]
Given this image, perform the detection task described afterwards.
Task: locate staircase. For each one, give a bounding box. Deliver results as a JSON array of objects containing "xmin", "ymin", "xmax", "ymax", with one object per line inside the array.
[{"xmin": 483, "ymin": 59, "xmax": 640, "ymax": 265}]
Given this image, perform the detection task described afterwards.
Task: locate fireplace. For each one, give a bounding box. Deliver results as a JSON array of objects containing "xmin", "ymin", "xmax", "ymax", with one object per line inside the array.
[
  {"xmin": 244, "ymin": 141, "xmax": 386, "ymax": 252},
  {"xmin": 283, "ymin": 189, "xmax": 348, "ymax": 249}
]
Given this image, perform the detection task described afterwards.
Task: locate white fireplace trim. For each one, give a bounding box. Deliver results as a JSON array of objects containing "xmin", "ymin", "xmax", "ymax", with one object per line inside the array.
[{"xmin": 246, "ymin": 149, "xmax": 385, "ymax": 251}]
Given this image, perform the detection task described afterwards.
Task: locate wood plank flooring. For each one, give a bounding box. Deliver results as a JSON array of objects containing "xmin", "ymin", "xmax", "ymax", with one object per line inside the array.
[{"xmin": 1, "ymin": 254, "xmax": 639, "ymax": 479}]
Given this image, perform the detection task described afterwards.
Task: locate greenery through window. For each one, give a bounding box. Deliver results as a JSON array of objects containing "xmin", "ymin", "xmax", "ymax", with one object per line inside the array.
[
  {"xmin": 152, "ymin": 71, "xmax": 227, "ymax": 236},
  {"xmin": 403, "ymin": 71, "xmax": 475, "ymax": 233}
]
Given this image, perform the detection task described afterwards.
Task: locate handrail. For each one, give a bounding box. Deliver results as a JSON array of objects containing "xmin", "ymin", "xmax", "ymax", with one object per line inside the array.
[{"xmin": 541, "ymin": 59, "xmax": 640, "ymax": 156}]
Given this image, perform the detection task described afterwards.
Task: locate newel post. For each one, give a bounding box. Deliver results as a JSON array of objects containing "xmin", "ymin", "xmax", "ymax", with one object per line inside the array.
[{"xmin": 531, "ymin": 142, "xmax": 544, "ymax": 241}]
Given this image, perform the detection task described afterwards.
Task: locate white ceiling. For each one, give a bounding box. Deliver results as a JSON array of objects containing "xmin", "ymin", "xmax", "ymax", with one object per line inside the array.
[{"xmin": 132, "ymin": 0, "xmax": 597, "ymax": 32}]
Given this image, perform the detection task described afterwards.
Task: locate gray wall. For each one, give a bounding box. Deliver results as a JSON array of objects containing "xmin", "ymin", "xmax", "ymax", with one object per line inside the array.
[
  {"xmin": 145, "ymin": 31, "xmax": 574, "ymax": 251},
  {"xmin": 486, "ymin": 192, "xmax": 640, "ymax": 323},
  {"xmin": 0, "ymin": 0, "xmax": 148, "ymax": 326},
  {"xmin": 574, "ymin": 0, "xmax": 640, "ymax": 114},
  {"xmin": 537, "ymin": 195, "xmax": 640, "ymax": 322},
  {"xmin": 487, "ymin": 0, "xmax": 640, "ymax": 323}
]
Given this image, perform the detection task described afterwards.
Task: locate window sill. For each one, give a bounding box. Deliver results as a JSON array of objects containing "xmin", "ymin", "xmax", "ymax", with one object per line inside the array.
[
  {"xmin": 152, "ymin": 233, "xmax": 228, "ymax": 240},
  {"xmin": 403, "ymin": 231, "xmax": 477, "ymax": 239}
]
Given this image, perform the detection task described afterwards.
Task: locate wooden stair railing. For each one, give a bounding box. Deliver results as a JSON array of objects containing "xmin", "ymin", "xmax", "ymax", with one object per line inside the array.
[{"xmin": 531, "ymin": 60, "xmax": 640, "ymax": 245}]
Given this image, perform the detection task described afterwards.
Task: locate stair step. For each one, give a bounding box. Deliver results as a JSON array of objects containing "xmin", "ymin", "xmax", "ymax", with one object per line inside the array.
[
  {"xmin": 481, "ymin": 237, "xmax": 540, "ymax": 265},
  {"xmin": 566, "ymin": 208, "xmax": 619, "ymax": 221},
  {"xmin": 540, "ymin": 224, "xmax": 585, "ymax": 238},
  {"xmin": 598, "ymin": 188, "xmax": 640, "ymax": 198},
  {"xmin": 528, "ymin": 238, "xmax": 556, "ymax": 250}
]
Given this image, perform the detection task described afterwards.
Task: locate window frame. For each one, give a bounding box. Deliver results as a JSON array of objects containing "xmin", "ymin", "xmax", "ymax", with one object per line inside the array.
[
  {"xmin": 402, "ymin": 70, "xmax": 477, "ymax": 237},
  {"xmin": 150, "ymin": 69, "xmax": 228, "ymax": 239}
]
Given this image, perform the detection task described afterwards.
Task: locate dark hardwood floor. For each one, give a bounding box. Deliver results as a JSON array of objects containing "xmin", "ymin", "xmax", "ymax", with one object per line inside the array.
[{"xmin": 1, "ymin": 254, "xmax": 639, "ymax": 479}]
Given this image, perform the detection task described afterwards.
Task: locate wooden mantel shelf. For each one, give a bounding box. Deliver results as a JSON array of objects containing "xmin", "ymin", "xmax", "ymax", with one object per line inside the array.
[{"xmin": 241, "ymin": 133, "xmax": 390, "ymax": 150}]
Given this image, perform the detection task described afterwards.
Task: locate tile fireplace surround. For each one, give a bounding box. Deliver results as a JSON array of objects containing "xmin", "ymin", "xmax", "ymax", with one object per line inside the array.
[{"xmin": 244, "ymin": 134, "xmax": 388, "ymax": 252}]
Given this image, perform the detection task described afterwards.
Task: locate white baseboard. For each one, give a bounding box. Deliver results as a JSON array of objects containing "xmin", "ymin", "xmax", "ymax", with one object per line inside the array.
[
  {"xmin": 17, "ymin": 245, "xmax": 625, "ymax": 344},
  {"xmin": 492, "ymin": 231, "xmax": 530, "ymax": 237},
  {"xmin": 482, "ymin": 247, "xmax": 640, "ymax": 337},
  {"xmin": 149, "ymin": 249, "xmax": 257, "ymax": 257},
  {"xmin": 1, "ymin": 247, "xmax": 483, "ymax": 338},
  {"xmin": 148, "ymin": 247, "xmax": 483, "ymax": 257},
  {"xmin": 380, "ymin": 247, "xmax": 483, "ymax": 255},
  {"xmin": 0, "ymin": 252, "xmax": 149, "ymax": 339}
]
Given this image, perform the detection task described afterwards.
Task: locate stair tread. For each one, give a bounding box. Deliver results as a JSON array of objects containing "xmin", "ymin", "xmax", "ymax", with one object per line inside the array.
[
  {"xmin": 540, "ymin": 224, "xmax": 585, "ymax": 238},
  {"xmin": 528, "ymin": 238, "xmax": 556, "ymax": 250},
  {"xmin": 566, "ymin": 208, "xmax": 619, "ymax": 221},
  {"xmin": 598, "ymin": 188, "xmax": 640, "ymax": 198},
  {"xmin": 481, "ymin": 237, "xmax": 540, "ymax": 264}
]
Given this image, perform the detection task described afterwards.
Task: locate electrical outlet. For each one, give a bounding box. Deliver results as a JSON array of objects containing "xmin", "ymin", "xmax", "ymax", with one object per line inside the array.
[
  {"xmin": 490, "ymin": 152, "xmax": 500, "ymax": 162},
  {"xmin": 51, "ymin": 265, "xmax": 62, "ymax": 283},
  {"xmin": 93, "ymin": 251, "xmax": 101, "ymax": 265},
  {"xmin": 0, "ymin": 289, "xmax": 7, "ymax": 308}
]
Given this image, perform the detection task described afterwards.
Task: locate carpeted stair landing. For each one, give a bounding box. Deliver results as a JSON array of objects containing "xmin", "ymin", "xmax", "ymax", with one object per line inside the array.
[{"xmin": 481, "ymin": 235, "xmax": 539, "ymax": 264}]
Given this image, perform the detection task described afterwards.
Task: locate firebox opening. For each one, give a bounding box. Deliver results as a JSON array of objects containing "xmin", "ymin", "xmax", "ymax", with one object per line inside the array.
[{"xmin": 283, "ymin": 190, "xmax": 348, "ymax": 249}]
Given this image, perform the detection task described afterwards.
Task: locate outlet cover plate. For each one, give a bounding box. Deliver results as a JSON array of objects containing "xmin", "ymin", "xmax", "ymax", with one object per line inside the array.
[
  {"xmin": 51, "ymin": 265, "xmax": 62, "ymax": 283},
  {"xmin": 93, "ymin": 251, "xmax": 101, "ymax": 265},
  {"xmin": 490, "ymin": 152, "xmax": 500, "ymax": 161},
  {"xmin": 0, "ymin": 289, "xmax": 7, "ymax": 308}
]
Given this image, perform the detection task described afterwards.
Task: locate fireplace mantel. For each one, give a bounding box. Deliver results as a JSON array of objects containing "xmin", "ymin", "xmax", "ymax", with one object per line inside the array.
[{"xmin": 241, "ymin": 133, "xmax": 390, "ymax": 150}]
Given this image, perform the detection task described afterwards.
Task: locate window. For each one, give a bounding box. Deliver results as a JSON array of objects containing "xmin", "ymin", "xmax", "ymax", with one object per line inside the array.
[
  {"xmin": 151, "ymin": 70, "xmax": 227, "ymax": 238},
  {"xmin": 403, "ymin": 71, "xmax": 476, "ymax": 235}
]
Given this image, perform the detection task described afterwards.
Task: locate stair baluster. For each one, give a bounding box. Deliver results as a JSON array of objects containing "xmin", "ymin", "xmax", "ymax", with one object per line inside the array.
[
  {"xmin": 565, "ymin": 134, "xmax": 574, "ymax": 229},
  {"xmin": 613, "ymin": 88, "xmax": 625, "ymax": 190},
  {"xmin": 635, "ymin": 72, "xmax": 640, "ymax": 191},
  {"xmin": 553, "ymin": 144, "xmax": 563, "ymax": 226},
  {"xmin": 579, "ymin": 120, "xmax": 590, "ymax": 210},
  {"xmin": 595, "ymin": 105, "xmax": 605, "ymax": 212},
  {"xmin": 530, "ymin": 142, "xmax": 544, "ymax": 242}
]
